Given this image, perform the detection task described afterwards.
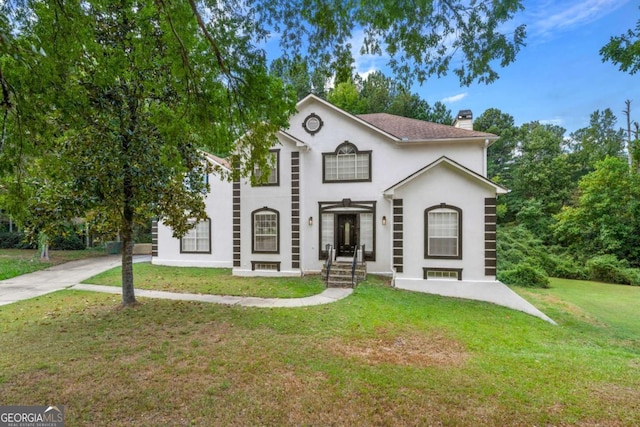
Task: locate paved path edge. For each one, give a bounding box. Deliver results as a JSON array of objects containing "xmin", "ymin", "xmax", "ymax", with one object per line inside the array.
[{"xmin": 71, "ymin": 283, "xmax": 353, "ymax": 307}]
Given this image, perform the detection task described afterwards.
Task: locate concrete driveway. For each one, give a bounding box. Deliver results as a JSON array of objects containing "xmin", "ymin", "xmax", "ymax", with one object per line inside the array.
[{"xmin": 0, "ymin": 255, "xmax": 138, "ymax": 306}]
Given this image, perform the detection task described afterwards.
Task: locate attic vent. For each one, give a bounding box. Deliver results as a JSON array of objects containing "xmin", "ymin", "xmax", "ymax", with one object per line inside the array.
[
  {"xmin": 453, "ymin": 110, "xmax": 473, "ymax": 130},
  {"xmin": 303, "ymin": 113, "xmax": 323, "ymax": 135}
]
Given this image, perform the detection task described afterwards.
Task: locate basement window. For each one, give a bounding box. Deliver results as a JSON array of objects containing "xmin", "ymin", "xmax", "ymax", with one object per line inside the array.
[
  {"xmin": 423, "ymin": 268, "xmax": 462, "ymax": 281},
  {"xmin": 251, "ymin": 261, "xmax": 281, "ymax": 271}
]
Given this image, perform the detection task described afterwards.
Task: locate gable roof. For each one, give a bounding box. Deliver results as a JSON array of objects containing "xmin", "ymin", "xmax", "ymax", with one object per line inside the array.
[
  {"xmin": 297, "ymin": 94, "xmax": 498, "ymax": 144},
  {"xmin": 297, "ymin": 94, "xmax": 399, "ymax": 141},
  {"xmin": 203, "ymin": 152, "xmax": 231, "ymax": 171},
  {"xmin": 278, "ymin": 129, "xmax": 309, "ymax": 150},
  {"xmin": 357, "ymin": 113, "xmax": 497, "ymax": 142},
  {"xmin": 383, "ymin": 156, "xmax": 508, "ymax": 197}
]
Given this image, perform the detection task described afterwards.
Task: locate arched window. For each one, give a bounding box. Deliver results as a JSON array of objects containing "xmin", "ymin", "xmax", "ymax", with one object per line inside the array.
[
  {"xmin": 252, "ymin": 208, "xmax": 279, "ymax": 253},
  {"xmin": 425, "ymin": 205, "xmax": 462, "ymax": 259},
  {"xmin": 323, "ymin": 142, "xmax": 371, "ymax": 182}
]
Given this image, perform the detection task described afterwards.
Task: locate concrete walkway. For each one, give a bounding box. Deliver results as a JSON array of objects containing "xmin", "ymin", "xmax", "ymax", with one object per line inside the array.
[
  {"xmin": 1, "ymin": 256, "xmax": 552, "ymax": 323},
  {"xmin": 0, "ymin": 255, "xmax": 124, "ymax": 306},
  {"xmin": 71, "ymin": 283, "xmax": 353, "ymax": 308},
  {"xmin": 0, "ymin": 255, "xmax": 352, "ymax": 308}
]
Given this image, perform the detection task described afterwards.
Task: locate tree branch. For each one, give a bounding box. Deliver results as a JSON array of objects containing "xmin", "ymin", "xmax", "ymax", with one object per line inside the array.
[{"xmin": 186, "ymin": 0, "xmax": 228, "ymax": 75}]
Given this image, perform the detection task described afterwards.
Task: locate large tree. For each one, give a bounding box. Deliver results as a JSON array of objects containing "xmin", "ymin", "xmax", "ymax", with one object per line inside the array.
[
  {"xmin": 507, "ymin": 122, "xmax": 574, "ymax": 238},
  {"xmin": 554, "ymin": 157, "xmax": 640, "ymax": 265},
  {"xmin": 474, "ymin": 108, "xmax": 518, "ymax": 182},
  {"xmin": 3, "ymin": 0, "xmax": 527, "ymax": 305},
  {"xmin": 4, "ymin": 0, "xmax": 294, "ymax": 305},
  {"xmin": 568, "ymin": 108, "xmax": 626, "ymax": 179}
]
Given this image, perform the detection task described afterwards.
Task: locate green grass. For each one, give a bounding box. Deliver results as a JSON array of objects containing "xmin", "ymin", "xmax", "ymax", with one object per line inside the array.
[
  {"xmin": 517, "ymin": 278, "xmax": 640, "ymax": 342},
  {"xmin": 0, "ymin": 276, "xmax": 638, "ymax": 426},
  {"xmin": 0, "ymin": 248, "xmax": 107, "ymax": 280},
  {"xmin": 84, "ymin": 263, "xmax": 326, "ymax": 298}
]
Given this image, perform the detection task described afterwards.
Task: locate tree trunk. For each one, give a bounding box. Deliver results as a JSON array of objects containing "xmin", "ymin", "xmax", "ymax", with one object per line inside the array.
[
  {"xmin": 121, "ymin": 200, "xmax": 136, "ymax": 305},
  {"xmin": 121, "ymin": 136, "xmax": 136, "ymax": 305}
]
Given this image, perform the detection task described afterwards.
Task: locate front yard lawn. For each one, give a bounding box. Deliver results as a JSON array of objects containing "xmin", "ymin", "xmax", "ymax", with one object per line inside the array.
[
  {"xmin": 84, "ymin": 263, "xmax": 326, "ymax": 298},
  {"xmin": 0, "ymin": 276, "xmax": 638, "ymax": 425}
]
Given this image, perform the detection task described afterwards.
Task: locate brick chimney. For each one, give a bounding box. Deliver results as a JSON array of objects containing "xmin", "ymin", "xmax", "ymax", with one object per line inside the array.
[{"xmin": 453, "ymin": 110, "xmax": 473, "ymax": 130}]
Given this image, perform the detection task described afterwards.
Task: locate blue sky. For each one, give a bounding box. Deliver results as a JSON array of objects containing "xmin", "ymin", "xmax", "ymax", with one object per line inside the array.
[
  {"xmin": 419, "ymin": 0, "xmax": 639, "ymax": 133},
  {"xmin": 347, "ymin": 0, "xmax": 639, "ymax": 133}
]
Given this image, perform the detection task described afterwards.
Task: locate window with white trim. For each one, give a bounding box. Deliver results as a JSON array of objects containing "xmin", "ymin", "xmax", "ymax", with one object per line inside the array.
[
  {"xmin": 323, "ymin": 142, "xmax": 371, "ymax": 182},
  {"xmin": 180, "ymin": 219, "xmax": 211, "ymax": 253},
  {"xmin": 425, "ymin": 205, "xmax": 462, "ymax": 258},
  {"xmin": 252, "ymin": 208, "xmax": 279, "ymax": 253}
]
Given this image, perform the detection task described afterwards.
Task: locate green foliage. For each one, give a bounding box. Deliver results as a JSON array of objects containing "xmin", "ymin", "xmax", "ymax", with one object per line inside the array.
[
  {"xmin": 515, "ymin": 198, "xmax": 554, "ymax": 242},
  {"xmin": 326, "ymin": 80, "xmax": 365, "ymax": 114},
  {"xmin": 326, "ymin": 71, "xmax": 453, "ymax": 122},
  {"xmin": 498, "ymin": 263, "xmax": 550, "ymax": 288},
  {"xmin": 600, "ymin": 15, "xmax": 640, "ymax": 75},
  {"xmin": 510, "ymin": 123, "xmax": 574, "ymax": 221},
  {"xmin": 0, "ymin": 232, "xmax": 34, "ymax": 249},
  {"xmin": 554, "ymin": 157, "xmax": 640, "ymax": 265},
  {"xmin": 497, "ymin": 225, "xmax": 587, "ymax": 282},
  {"xmin": 586, "ymin": 255, "xmax": 640, "ymax": 286},
  {"xmin": 260, "ymin": 0, "xmax": 526, "ymax": 86},
  {"xmin": 568, "ymin": 108, "xmax": 626, "ymax": 179},
  {"xmin": 475, "ymin": 108, "xmax": 518, "ymax": 182},
  {"xmin": 51, "ymin": 233, "xmax": 85, "ymax": 251}
]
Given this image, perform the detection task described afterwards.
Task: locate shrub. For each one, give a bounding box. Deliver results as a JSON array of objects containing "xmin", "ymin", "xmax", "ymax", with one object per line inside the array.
[
  {"xmin": 586, "ymin": 255, "xmax": 640, "ymax": 285},
  {"xmin": 498, "ymin": 263, "xmax": 550, "ymax": 288},
  {"xmin": 50, "ymin": 233, "xmax": 86, "ymax": 250},
  {"xmin": 0, "ymin": 232, "xmax": 36, "ymax": 249},
  {"xmin": 497, "ymin": 225, "xmax": 589, "ymax": 281}
]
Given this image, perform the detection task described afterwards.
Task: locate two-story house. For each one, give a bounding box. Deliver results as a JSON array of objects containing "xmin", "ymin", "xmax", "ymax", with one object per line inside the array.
[
  {"xmin": 153, "ymin": 93, "xmax": 511, "ymax": 285},
  {"xmin": 152, "ymin": 94, "xmax": 557, "ymax": 323}
]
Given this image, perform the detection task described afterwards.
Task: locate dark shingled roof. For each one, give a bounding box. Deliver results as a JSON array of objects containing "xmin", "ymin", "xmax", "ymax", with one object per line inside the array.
[{"xmin": 356, "ymin": 113, "xmax": 496, "ymax": 141}]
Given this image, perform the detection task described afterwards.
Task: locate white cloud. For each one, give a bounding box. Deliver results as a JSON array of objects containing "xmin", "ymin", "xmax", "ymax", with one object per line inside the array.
[
  {"xmin": 349, "ymin": 29, "xmax": 389, "ymax": 77},
  {"xmin": 526, "ymin": 0, "xmax": 628, "ymax": 39},
  {"xmin": 539, "ymin": 117, "xmax": 564, "ymax": 126},
  {"xmin": 441, "ymin": 93, "xmax": 468, "ymax": 104}
]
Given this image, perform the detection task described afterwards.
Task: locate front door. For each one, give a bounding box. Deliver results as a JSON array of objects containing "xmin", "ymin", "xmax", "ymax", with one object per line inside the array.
[{"xmin": 336, "ymin": 214, "xmax": 357, "ymax": 257}]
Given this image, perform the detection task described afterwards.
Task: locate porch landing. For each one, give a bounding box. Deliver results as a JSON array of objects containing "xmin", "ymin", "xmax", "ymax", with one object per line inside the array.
[{"xmin": 393, "ymin": 279, "xmax": 556, "ymax": 324}]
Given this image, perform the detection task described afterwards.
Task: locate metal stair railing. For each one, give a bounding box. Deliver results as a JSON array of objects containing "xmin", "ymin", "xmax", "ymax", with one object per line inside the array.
[
  {"xmin": 351, "ymin": 244, "xmax": 363, "ymax": 285},
  {"xmin": 324, "ymin": 244, "xmax": 334, "ymax": 285}
]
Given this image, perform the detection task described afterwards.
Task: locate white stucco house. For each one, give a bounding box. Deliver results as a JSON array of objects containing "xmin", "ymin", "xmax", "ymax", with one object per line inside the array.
[{"xmin": 152, "ymin": 95, "xmax": 554, "ymax": 322}]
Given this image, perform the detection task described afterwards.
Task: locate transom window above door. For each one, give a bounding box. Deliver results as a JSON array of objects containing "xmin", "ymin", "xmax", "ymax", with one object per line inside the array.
[{"xmin": 323, "ymin": 142, "xmax": 371, "ymax": 182}]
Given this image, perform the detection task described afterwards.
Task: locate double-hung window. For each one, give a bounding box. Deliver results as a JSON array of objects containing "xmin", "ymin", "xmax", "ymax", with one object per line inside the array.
[
  {"xmin": 253, "ymin": 150, "xmax": 279, "ymax": 186},
  {"xmin": 180, "ymin": 219, "xmax": 211, "ymax": 253},
  {"xmin": 425, "ymin": 206, "xmax": 462, "ymax": 259},
  {"xmin": 323, "ymin": 142, "xmax": 371, "ymax": 182},
  {"xmin": 252, "ymin": 208, "xmax": 279, "ymax": 253}
]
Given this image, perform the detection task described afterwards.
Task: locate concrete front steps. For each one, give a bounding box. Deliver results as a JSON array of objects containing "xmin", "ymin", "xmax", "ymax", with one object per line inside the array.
[{"xmin": 322, "ymin": 261, "xmax": 367, "ymax": 288}]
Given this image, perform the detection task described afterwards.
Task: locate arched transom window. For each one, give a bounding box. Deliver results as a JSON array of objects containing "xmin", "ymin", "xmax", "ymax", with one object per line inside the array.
[{"xmin": 323, "ymin": 142, "xmax": 371, "ymax": 182}]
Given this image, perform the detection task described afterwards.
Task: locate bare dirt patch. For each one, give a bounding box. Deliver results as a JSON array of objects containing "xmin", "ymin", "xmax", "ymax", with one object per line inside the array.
[{"xmin": 327, "ymin": 327, "xmax": 469, "ymax": 367}]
